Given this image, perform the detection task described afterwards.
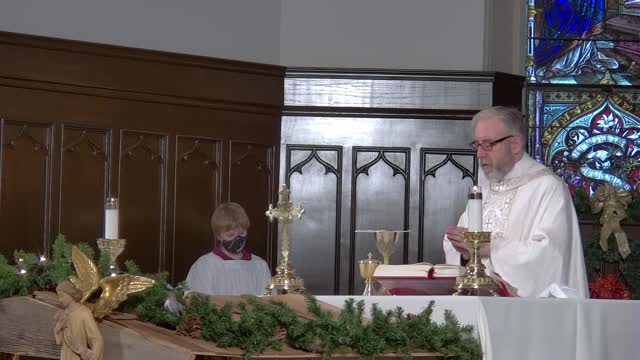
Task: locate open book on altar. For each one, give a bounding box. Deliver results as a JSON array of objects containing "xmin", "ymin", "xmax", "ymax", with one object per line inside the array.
[{"xmin": 373, "ymin": 263, "xmax": 465, "ymax": 295}]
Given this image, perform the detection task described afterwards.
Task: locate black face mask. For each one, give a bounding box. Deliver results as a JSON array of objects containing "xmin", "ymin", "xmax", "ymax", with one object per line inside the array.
[{"xmin": 221, "ymin": 235, "xmax": 247, "ymax": 253}]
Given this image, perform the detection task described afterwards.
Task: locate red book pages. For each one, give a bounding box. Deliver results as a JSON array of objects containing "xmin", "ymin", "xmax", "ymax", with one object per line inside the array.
[{"xmin": 374, "ymin": 268, "xmax": 456, "ymax": 295}]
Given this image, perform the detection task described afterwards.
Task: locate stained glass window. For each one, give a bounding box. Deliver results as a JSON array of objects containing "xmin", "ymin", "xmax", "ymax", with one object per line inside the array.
[
  {"xmin": 529, "ymin": 89, "xmax": 640, "ymax": 195},
  {"xmin": 527, "ymin": 1, "xmax": 640, "ymax": 194},
  {"xmin": 527, "ymin": 0, "xmax": 640, "ymax": 85}
]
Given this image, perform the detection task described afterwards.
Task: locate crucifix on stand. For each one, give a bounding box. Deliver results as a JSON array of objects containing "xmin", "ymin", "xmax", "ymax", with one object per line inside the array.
[{"xmin": 265, "ymin": 184, "xmax": 305, "ymax": 294}]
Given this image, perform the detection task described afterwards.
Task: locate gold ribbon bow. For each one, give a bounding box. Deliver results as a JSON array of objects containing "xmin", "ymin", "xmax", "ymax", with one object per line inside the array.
[{"xmin": 590, "ymin": 184, "xmax": 632, "ymax": 259}]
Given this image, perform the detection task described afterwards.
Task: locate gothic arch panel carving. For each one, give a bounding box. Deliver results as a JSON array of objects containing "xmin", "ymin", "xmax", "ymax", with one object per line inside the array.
[
  {"xmin": 59, "ymin": 125, "xmax": 110, "ymax": 247},
  {"xmin": 119, "ymin": 130, "xmax": 168, "ymax": 273},
  {"xmin": 349, "ymin": 146, "xmax": 410, "ymax": 295},
  {"xmin": 419, "ymin": 148, "xmax": 477, "ymax": 263},
  {"xmin": 285, "ymin": 144, "xmax": 343, "ymax": 294},
  {"xmin": 0, "ymin": 120, "xmax": 53, "ymax": 256}
]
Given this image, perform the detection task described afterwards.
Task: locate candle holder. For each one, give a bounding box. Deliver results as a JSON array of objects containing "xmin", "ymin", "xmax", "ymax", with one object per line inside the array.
[
  {"xmin": 453, "ymin": 231, "xmax": 498, "ymax": 296},
  {"xmin": 97, "ymin": 238, "xmax": 127, "ymax": 275}
]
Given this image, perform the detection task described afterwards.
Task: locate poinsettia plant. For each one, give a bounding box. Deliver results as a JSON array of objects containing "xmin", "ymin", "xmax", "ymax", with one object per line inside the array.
[{"xmin": 589, "ymin": 274, "xmax": 631, "ymax": 300}]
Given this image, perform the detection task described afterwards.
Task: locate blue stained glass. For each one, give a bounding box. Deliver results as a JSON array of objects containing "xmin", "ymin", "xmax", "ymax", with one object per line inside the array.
[
  {"xmin": 543, "ymin": 104, "xmax": 574, "ymax": 127},
  {"xmin": 527, "ymin": 3, "xmax": 640, "ymax": 196},
  {"xmin": 527, "ymin": 0, "xmax": 640, "ymax": 85},
  {"xmin": 534, "ymin": 0, "xmax": 606, "ymax": 66},
  {"xmin": 540, "ymin": 95, "xmax": 640, "ymax": 195}
]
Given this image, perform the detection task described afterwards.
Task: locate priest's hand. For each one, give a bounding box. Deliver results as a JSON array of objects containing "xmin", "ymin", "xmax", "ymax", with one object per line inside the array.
[
  {"xmin": 446, "ymin": 226, "xmax": 470, "ymax": 260},
  {"xmin": 445, "ymin": 226, "xmax": 490, "ymax": 260}
]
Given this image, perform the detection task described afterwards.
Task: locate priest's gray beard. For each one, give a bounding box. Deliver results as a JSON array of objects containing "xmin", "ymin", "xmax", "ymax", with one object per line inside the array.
[{"xmin": 480, "ymin": 163, "xmax": 510, "ymax": 182}]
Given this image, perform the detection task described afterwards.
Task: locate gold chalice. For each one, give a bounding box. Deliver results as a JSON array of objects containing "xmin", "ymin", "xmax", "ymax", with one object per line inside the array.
[
  {"xmin": 359, "ymin": 253, "xmax": 381, "ymax": 296},
  {"xmin": 453, "ymin": 231, "xmax": 497, "ymax": 296},
  {"xmin": 375, "ymin": 230, "xmax": 400, "ymax": 265}
]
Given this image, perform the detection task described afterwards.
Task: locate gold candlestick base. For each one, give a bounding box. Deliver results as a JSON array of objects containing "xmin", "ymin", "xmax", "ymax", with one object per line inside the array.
[
  {"xmin": 97, "ymin": 238, "xmax": 127, "ymax": 275},
  {"xmin": 266, "ymin": 260, "xmax": 304, "ymax": 295},
  {"xmin": 453, "ymin": 231, "xmax": 498, "ymax": 296}
]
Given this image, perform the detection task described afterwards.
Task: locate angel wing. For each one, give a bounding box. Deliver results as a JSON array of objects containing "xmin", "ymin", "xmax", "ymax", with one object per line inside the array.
[
  {"xmin": 69, "ymin": 246, "xmax": 100, "ymax": 303},
  {"xmin": 93, "ymin": 274, "xmax": 155, "ymax": 318}
]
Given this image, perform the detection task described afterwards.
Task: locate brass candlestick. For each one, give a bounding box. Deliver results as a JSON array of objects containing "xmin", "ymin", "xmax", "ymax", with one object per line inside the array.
[
  {"xmin": 453, "ymin": 231, "xmax": 498, "ymax": 296},
  {"xmin": 97, "ymin": 238, "xmax": 127, "ymax": 276},
  {"xmin": 265, "ymin": 184, "xmax": 305, "ymax": 295},
  {"xmin": 359, "ymin": 253, "xmax": 381, "ymax": 296}
]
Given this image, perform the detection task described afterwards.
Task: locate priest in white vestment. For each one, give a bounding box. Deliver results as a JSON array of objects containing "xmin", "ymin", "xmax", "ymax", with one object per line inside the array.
[
  {"xmin": 444, "ymin": 106, "xmax": 589, "ymax": 298},
  {"xmin": 186, "ymin": 203, "xmax": 271, "ymax": 296}
]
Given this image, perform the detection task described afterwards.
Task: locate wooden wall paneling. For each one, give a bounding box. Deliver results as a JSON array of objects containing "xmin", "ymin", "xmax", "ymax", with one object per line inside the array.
[
  {"xmin": 172, "ymin": 135, "xmax": 222, "ymax": 283},
  {"xmin": 492, "ymin": 72, "xmax": 525, "ymax": 109},
  {"xmin": 0, "ymin": 33, "xmax": 284, "ymax": 110},
  {"xmin": 285, "ymin": 145, "xmax": 343, "ymax": 294},
  {"xmin": 418, "ymin": 149, "xmax": 477, "ymax": 263},
  {"xmin": 59, "ymin": 125, "xmax": 110, "ymax": 247},
  {"xmin": 349, "ymin": 147, "xmax": 410, "ymax": 295},
  {"xmin": 0, "ymin": 120, "xmax": 53, "ymax": 256},
  {"xmin": 118, "ymin": 130, "xmax": 168, "ymax": 274},
  {"xmin": 228, "ymin": 141, "xmax": 276, "ymax": 270},
  {"xmin": 0, "ymin": 31, "xmax": 285, "ymax": 280}
]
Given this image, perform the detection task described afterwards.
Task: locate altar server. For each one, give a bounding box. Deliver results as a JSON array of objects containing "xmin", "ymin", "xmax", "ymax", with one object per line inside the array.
[
  {"xmin": 186, "ymin": 202, "xmax": 271, "ymax": 295},
  {"xmin": 444, "ymin": 106, "xmax": 588, "ymax": 298}
]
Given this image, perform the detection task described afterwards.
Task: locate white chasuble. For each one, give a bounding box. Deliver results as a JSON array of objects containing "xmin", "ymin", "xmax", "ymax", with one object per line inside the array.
[{"xmin": 444, "ymin": 154, "xmax": 589, "ymax": 298}]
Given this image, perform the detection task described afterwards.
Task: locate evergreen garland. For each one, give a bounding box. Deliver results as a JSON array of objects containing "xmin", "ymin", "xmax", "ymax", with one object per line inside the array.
[
  {"xmin": 0, "ymin": 255, "xmax": 21, "ymax": 298},
  {"xmin": 129, "ymin": 273, "xmax": 182, "ymax": 328},
  {"xmin": 133, "ymin": 292, "xmax": 482, "ymax": 360},
  {"xmin": 573, "ymin": 188, "xmax": 596, "ymax": 221},
  {"xmin": 0, "ymin": 235, "xmax": 96, "ymax": 296},
  {"xmin": 584, "ymin": 236, "xmax": 640, "ymax": 299},
  {"xmin": 573, "ymin": 188, "xmax": 640, "ymax": 299},
  {"xmin": 0, "ymin": 235, "xmax": 482, "ymax": 359}
]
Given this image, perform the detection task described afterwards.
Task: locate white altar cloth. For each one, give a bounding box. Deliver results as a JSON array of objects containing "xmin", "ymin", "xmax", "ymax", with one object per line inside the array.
[{"xmin": 317, "ymin": 296, "xmax": 640, "ymax": 360}]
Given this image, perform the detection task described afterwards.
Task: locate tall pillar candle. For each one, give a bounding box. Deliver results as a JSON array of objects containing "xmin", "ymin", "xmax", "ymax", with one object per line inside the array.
[
  {"xmin": 104, "ymin": 198, "xmax": 119, "ymax": 239},
  {"xmin": 468, "ymin": 186, "xmax": 483, "ymax": 232}
]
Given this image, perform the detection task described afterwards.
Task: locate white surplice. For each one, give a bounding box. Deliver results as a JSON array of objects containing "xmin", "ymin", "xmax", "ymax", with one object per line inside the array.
[
  {"xmin": 186, "ymin": 252, "xmax": 271, "ymax": 296},
  {"xmin": 444, "ymin": 154, "xmax": 589, "ymax": 298}
]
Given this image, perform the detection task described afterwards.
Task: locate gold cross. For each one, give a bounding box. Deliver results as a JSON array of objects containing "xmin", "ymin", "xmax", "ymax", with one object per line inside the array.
[
  {"xmin": 265, "ymin": 184, "xmax": 304, "ymax": 267},
  {"xmin": 265, "ymin": 184, "xmax": 304, "ymax": 224}
]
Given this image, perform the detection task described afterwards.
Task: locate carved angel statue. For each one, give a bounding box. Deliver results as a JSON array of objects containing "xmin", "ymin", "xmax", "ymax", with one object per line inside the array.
[
  {"xmin": 53, "ymin": 246, "xmax": 154, "ymax": 359},
  {"xmin": 54, "ymin": 280, "xmax": 104, "ymax": 360},
  {"xmin": 590, "ymin": 183, "xmax": 632, "ymax": 258},
  {"xmin": 68, "ymin": 245, "xmax": 155, "ymax": 318}
]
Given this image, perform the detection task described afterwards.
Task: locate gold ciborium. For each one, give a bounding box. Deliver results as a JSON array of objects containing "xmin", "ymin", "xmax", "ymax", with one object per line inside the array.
[
  {"xmin": 97, "ymin": 238, "xmax": 127, "ymax": 276},
  {"xmin": 359, "ymin": 253, "xmax": 381, "ymax": 296},
  {"xmin": 453, "ymin": 231, "xmax": 497, "ymax": 296}
]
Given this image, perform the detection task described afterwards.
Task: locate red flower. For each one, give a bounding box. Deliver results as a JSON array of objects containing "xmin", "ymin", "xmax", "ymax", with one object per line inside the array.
[{"xmin": 589, "ymin": 274, "xmax": 631, "ymax": 300}]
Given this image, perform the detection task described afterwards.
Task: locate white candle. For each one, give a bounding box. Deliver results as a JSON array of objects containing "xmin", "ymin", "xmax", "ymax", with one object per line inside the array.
[
  {"xmin": 468, "ymin": 185, "xmax": 483, "ymax": 232},
  {"xmin": 105, "ymin": 198, "xmax": 119, "ymax": 239}
]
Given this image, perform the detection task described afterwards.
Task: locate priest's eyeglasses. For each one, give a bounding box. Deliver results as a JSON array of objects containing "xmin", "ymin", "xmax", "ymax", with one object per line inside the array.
[{"xmin": 469, "ymin": 135, "xmax": 514, "ymax": 152}]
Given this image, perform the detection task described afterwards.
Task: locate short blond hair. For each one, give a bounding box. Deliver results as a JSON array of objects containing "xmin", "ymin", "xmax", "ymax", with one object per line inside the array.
[
  {"xmin": 211, "ymin": 202, "xmax": 250, "ymax": 237},
  {"xmin": 56, "ymin": 280, "xmax": 83, "ymax": 302}
]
